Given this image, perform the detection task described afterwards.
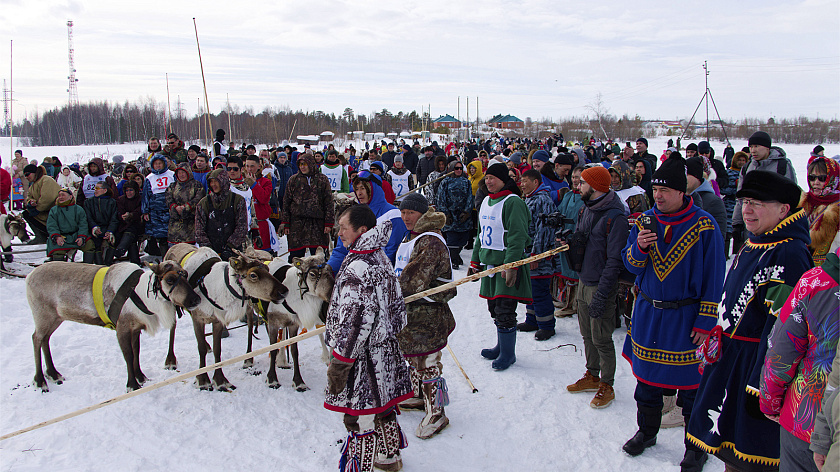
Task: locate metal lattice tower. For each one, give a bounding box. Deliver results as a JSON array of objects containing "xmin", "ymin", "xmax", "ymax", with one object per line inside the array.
[
  {"xmin": 2, "ymin": 80, "xmax": 9, "ymax": 134},
  {"xmin": 66, "ymin": 20, "xmax": 79, "ymax": 106}
]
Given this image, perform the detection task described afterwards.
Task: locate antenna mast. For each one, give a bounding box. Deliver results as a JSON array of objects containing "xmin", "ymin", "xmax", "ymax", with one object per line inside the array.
[{"xmin": 67, "ymin": 20, "xmax": 79, "ymax": 106}]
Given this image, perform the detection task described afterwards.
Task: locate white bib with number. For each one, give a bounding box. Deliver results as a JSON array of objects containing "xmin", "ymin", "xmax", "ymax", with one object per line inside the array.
[
  {"xmin": 321, "ymin": 164, "xmax": 344, "ymax": 191},
  {"xmin": 147, "ymin": 170, "xmax": 175, "ymax": 195},
  {"xmin": 388, "ymin": 170, "xmax": 411, "ymax": 199},
  {"xmin": 394, "ymin": 231, "xmax": 448, "ymax": 278},
  {"xmin": 478, "ymin": 195, "xmax": 512, "ymax": 251},
  {"xmin": 81, "ymin": 174, "xmax": 108, "ymax": 198}
]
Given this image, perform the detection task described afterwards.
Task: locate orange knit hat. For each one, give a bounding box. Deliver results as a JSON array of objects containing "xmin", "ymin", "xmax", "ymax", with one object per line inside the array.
[{"xmin": 581, "ymin": 165, "xmax": 611, "ymax": 193}]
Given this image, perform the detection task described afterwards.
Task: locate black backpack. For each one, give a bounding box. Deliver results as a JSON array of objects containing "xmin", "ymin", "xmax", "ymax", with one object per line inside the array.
[{"xmin": 565, "ymin": 207, "xmax": 635, "ymax": 285}]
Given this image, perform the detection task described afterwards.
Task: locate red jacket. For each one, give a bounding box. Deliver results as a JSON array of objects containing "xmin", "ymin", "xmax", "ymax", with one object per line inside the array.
[
  {"xmin": 381, "ymin": 179, "xmax": 396, "ymax": 204},
  {"xmin": 0, "ymin": 167, "xmax": 10, "ymax": 214},
  {"xmin": 251, "ymin": 175, "xmax": 273, "ymax": 220}
]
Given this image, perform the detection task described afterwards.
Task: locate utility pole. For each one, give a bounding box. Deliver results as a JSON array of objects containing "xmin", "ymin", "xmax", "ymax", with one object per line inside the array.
[
  {"xmin": 680, "ymin": 61, "xmax": 728, "ymax": 144},
  {"xmin": 704, "ymin": 61, "xmax": 709, "ymax": 140},
  {"xmin": 2, "ymin": 80, "xmax": 9, "ymax": 135}
]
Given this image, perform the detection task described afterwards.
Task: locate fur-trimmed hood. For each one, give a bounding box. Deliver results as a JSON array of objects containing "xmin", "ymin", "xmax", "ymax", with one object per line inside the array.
[{"xmin": 413, "ymin": 209, "xmax": 446, "ymax": 234}]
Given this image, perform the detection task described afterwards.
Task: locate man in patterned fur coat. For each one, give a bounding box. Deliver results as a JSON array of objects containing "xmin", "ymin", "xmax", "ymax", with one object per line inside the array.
[
  {"xmin": 325, "ymin": 204, "xmax": 413, "ymax": 472},
  {"xmin": 394, "ymin": 193, "xmax": 456, "ymax": 440}
]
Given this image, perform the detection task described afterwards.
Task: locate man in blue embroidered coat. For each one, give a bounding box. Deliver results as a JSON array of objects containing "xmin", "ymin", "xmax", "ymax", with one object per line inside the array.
[{"xmin": 621, "ymin": 153, "xmax": 726, "ymax": 469}]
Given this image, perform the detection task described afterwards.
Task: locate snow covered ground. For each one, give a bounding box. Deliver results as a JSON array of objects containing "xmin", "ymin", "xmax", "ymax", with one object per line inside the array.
[{"xmin": 0, "ymin": 137, "xmax": 831, "ymax": 471}]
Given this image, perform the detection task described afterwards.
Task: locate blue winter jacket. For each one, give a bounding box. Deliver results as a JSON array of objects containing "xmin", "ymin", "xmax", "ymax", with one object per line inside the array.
[
  {"xmin": 327, "ymin": 173, "xmax": 407, "ymax": 273},
  {"xmin": 141, "ymin": 154, "xmax": 173, "ymax": 238}
]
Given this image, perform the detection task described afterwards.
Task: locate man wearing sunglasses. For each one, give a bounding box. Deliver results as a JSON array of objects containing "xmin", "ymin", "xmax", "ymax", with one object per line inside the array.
[
  {"xmin": 731, "ymin": 131, "xmax": 797, "ymax": 252},
  {"xmin": 164, "ymin": 133, "xmax": 188, "ymax": 164}
]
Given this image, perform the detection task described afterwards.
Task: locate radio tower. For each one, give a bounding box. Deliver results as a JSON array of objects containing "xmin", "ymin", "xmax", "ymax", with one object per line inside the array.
[{"xmin": 67, "ymin": 20, "xmax": 79, "ymax": 106}]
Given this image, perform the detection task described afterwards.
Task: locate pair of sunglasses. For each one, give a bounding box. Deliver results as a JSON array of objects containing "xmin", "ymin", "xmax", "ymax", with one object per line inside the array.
[{"xmin": 808, "ymin": 174, "xmax": 828, "ymax": 182}]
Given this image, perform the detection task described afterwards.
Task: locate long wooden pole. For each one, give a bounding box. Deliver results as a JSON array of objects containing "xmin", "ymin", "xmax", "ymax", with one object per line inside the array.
[
  {"xmin": 0, "ymin": 327, "xmax": 323, "ymax": 441},
  {"xmin": 227, "ymin": 93, "xmax": 233, "ymax": 147},
  {"xmin": 1, "ymin": 246, "xmax": 566, "ymax": 441},
  {"xmin": 288, "ymin": 119, "xmax": 297, "ymax": 142},
  {"xmin": 405, "ymin": 170, "xmax": 454, "ymax": 195},
  {"xmin": 165, "ymin": 73, "xmax": 172, "ymax": 138},
  {"xmin": 8, "ymin": 40, "xmax": 11, "ymax": 213},
  {"xmin": 193, "ymin": 18, "xmax": 213, "ymax": 158}
]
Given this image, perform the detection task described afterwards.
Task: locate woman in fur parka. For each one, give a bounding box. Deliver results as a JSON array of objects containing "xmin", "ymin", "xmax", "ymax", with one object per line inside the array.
[
  {"xmin": 165, "ymin": 162, "xmax": 205, "ymax": 244},
  {"xmin": 800, "ymin": 155, "xmax": 840, "ymax": 266}
]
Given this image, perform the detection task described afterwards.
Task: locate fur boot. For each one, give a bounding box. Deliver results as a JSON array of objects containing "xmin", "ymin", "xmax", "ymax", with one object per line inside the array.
[
  {"xmin": 555, "ymin": 279, "xmax": 578, "ymax": 317},
  {"xmin": 374, "ymin": 409, "xmax": 407, "ymax": 471},
  {"xmin": 416, "ymin": 365, "xmax": 450, "ymax": 439},
  {"xmin": 398, "ymin": 367, "xmax": 424, "ymax": 411},
  {"xmin": 339, "ymin": 430, "xmax": 377, "ymax": 472}
]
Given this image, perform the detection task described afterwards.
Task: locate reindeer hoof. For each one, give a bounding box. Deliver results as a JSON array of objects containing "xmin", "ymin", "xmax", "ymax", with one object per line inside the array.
[
  {"xmin": 34, "ymin": 377, "xmax": 49, "ymax": 392},
  {"xmin": 294, "ymin": 383, "xmax": 310, "ymax": 392},
  {"xmin": 164, "ymin": 358, "xmax": 178, "ymax": 370},
  {"xmin": 215, "ymin": 383, "xmax": 236, "ymax": 392},
  {"xmin": 266, "ymin": 380, "xmax": 281, "ymax": 389},
  {"xmin": 47, "ymin": 370, "xmax": 64, "ymax": 384}
]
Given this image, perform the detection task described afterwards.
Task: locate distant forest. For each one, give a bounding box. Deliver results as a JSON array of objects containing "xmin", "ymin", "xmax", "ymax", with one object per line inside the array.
[{"xmin": 9, "ymin": 98, "xmax": 839, "ymax": 147}]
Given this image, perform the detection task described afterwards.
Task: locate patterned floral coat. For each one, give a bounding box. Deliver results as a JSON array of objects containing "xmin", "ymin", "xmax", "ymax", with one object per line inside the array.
[
  {"xmin": 324, "ymin": 220, "xmax": 412, "ymax": 415},
  {"xmin": 165, "ymin": 163, "xmax": 205, "ymax": 243}
]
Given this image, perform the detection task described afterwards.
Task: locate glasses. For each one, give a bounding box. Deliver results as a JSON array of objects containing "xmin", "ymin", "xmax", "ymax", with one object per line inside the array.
[
  {"xmin": 454, "ymin": 167, "xmax": 463, "ymax": 170},
  {"xmin": 808, "ymin": 174, "xmax": 828, "ymax": 183},
  {"xmin": 227, "ymin": 167, "xmax": 240, "ymax": 171},
  {"xmin": 737, "ymin": 198, "xmax": 769, "ymax": 209}
]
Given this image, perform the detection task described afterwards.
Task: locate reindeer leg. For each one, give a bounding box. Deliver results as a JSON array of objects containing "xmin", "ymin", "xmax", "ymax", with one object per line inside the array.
[
  {"xmin": 116, "ymin": 322, "xmax": 140, "ymax": 391},
  {"xmin": 318, "ymin": 333, "xmax": 330, "ymax": 365},
  {"xmin": 289, "ymin": 326, "xmax": 309, "ymax": 392},
  {"xmin": 277, "ymin": 328, "xmax": 291, "ymax": 369},
  {"xmin": 243, "ymin": 307, "xmax": 255, "ymax": 370},
  {"xmin": 32, "ymin": 329, "xmax": 48, "ymax": 391},
  {"xmin": 40, "ymin": 318, "xmax": 65, "ymax": 384},
  {"xmin": 132, "ymin": 328, "xmax": 147, "ymax": 386},
  {"xmin": 164, "ymin": 322, "xmax": 178, "ymax": 370},
  {"xmin": 192, "ymin": 319, "xmax": 212, "ymax": 390},
  {"xmin": 212, "ymin": 320, "xmax": 235, "ymax": 392},
  {"xmin": 266, "ymin": 320, "xmax": 281, "ymax": 389}
]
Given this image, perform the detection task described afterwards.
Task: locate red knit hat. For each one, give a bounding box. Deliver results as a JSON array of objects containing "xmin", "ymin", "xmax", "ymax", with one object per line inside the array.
[{"xmin": 581, "ymin": 166, "xmax": 611, "ymax": 193}]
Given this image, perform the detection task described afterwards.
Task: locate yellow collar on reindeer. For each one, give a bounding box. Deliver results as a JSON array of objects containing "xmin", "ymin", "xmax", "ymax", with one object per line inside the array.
[
  {"xmin": 92, "ymin": 267, "xmax": 115, "ymax": 329},
  {"xmin": 180, "ymin": 250, "xmax": 197, "ymax": 267}
]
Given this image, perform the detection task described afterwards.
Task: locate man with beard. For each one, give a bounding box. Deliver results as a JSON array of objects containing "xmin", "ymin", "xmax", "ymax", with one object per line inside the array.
[{"xmin": 565, "ymin": 166, "xmax": 629, "ymax": 409}]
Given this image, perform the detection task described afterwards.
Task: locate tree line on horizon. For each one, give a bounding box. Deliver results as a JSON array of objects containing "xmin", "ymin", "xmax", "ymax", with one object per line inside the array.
[{"xmin": 8, "ymin": 99, "xmax": 839, "ymax": 148}]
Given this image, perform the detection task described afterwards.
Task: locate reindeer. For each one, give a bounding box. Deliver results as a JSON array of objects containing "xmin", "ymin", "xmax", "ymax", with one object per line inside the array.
[
  {"xmin": 27, "ymin": 261, "xmax": 200, "ymax": 392},
  {"xmin": 0, "ymin": 213, "xmax": 29, "ymax": 271},
  {"xmin": 164, "ymin": 243, "xmax": 286, "ymax": 391},
  {"xmin": 258, "ymin": 248, "xmax": 334, "ymax": 391}
]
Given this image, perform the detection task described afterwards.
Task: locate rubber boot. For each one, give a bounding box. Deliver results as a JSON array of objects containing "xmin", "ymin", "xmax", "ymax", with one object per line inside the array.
[
  {"xmin": 623, "ymin": 406, "xmax": 661, "ymax": 456},
  {"xmin": 144, "ymin": 236, "xmax": 160, "ymax": 256},
  {"xmin": 480, "ymin": 329, "xmax": 500, "ymax": 360},
  {"xmin": 157, "ymin": 237, "xmax": 169, "ymax": 257},
  {"xmin": 491, "ymin": 327, "xmax": 517, "ymax": 370},
  {"xmin": 93, "ymin": 250, "xmax": 104, "ymax": 265},
  {"xmin": 82, "ymin": 251, "xmax": 95, "ymax": 264}
]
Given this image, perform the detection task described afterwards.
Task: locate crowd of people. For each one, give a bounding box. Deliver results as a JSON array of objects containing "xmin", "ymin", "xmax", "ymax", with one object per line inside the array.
[{"xmin": 2, "ymin": 128, "xmax": 838, "ymax": 472}]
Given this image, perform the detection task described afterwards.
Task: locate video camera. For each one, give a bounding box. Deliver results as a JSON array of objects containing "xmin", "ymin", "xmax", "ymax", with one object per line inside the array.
[{"xmin": 539, "ymin": 212, "xmax": 575, "ymax": 247}]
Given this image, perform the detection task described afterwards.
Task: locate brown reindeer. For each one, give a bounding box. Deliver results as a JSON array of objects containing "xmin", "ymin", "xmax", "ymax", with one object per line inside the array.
[{"xmin": 27, "ymin": 261, "xmax": 200, "ymax": 392}]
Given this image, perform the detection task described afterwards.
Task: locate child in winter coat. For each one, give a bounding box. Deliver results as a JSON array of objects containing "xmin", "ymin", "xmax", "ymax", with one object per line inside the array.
[
  {"xmin": 83, "ymin": 181, "xmax": 119, "ymax": 265},
  {"xmin": 114, "ymin": 180, "xmax": 144, "ymax": 265},
  {"xmin": 387, "ymin": 155, "xmax": 414, "ymax": 202},
  {"xmin": 141, "ymin": 154, "xmax": 175, "ymax": 256}
]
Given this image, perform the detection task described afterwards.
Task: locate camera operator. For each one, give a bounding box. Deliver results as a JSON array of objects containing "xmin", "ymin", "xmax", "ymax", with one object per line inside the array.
[{"xmin": 565, "ymin": 166, "xmax": 629, "ymax": 410}]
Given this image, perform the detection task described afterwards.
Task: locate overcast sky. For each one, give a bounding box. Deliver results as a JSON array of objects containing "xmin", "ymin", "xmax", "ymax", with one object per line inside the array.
[{"xmin": 1, "ymin": 0, "xmax": 837, "ymax": 126}]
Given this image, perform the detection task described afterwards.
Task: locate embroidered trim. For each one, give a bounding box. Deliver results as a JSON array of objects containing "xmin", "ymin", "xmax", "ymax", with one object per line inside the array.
[
  {"xmin": 698, "ymin": 301, "xmax": 718, "ymax": 319},
  {"xmin": 649, "ymin": 217, "xmax": 716, "ymax": 281},
  {"xmin": 630, "ymin": 338, "xmax": 700, "ymax": 365},
  {"xmin": 686, "ymin": 433, "xmax": 780, "ymax": 466}
]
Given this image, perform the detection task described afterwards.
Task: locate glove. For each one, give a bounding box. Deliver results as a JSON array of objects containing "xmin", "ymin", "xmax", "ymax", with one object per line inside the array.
[
  {"xmin": 327, "ymin": 357, "xmax": 354, "ymax": 395},
  {"xmin": 459, "ymin": 211, "xmax": 471, "ymax": 223},
  {"xmin": 504, "ymin": 268, "xmax": 517, "ymax": 288},
  {"xmin": 467, "ymin": 266, "xmax": 479, "ymax": 278},
  {"xmin": 588, "ymin": 290, "xmax": 609, "ymax": 319}
]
